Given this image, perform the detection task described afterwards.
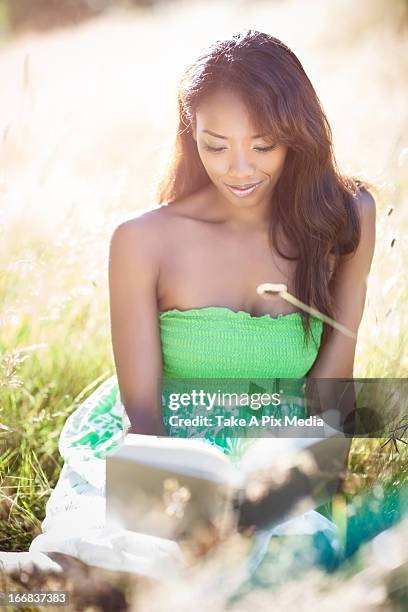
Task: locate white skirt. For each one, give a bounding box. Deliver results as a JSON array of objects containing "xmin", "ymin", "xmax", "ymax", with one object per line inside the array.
[{"xmin": 28, "ymin": 457, "xmax": 338, "ymax": 581}]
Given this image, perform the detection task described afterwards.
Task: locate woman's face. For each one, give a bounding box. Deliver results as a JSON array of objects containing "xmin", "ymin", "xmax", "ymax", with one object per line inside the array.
[{"xmin": 192, "ymin": 89, "xmax": 288, "ymax": 209}]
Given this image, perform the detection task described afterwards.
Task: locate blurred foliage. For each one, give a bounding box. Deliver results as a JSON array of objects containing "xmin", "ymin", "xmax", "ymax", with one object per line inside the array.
[
  {"xmin": 0, "ymin": 0, "xmax": 168, "ymax": 33},
  {"xmin": 0, "ymin": 0, "xmax": 407, "ymax": 36}
]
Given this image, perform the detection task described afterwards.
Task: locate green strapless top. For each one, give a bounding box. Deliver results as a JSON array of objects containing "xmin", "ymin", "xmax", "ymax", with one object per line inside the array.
[
  {"xmin": 160, "ymin": 307, "xmax": 323, "ymax": 453},
  {"xmin": 160, "ymin": 306, "xmax": 323, "ymax": 379},
  {"xmin": 62, "ymin": 306, "xmax": 324, "ymax": 463}
]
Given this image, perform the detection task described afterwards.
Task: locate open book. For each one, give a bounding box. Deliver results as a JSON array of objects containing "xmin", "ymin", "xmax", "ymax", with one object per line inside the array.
[{"xmin": 106, "ymin": 432, "xmax": 350, "ymax": 541}]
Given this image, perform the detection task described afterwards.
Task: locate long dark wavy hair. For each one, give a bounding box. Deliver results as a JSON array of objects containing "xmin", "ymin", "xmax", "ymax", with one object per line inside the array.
[{"xmin": 157, "ymin": 29, "xmax": 370, "ymax": 346}]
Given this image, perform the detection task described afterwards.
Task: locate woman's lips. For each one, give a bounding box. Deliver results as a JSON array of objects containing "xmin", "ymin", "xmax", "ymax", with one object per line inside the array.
[{"xmin": 225, "ymin": 181, "xmax": 263, "ymax": 197}]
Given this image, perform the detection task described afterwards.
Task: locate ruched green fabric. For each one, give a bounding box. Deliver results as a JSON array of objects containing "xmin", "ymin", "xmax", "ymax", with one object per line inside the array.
[
  {"xmin": 160, "ymin": 307, "xmax": 323, "ymax": 455},
  {"xmin": 160, "ymin": 306, "xmax": 323, "ymax": 379},
  {"xmin": 61, "ymin": 306, "xmax": 324, "ymax": 464}
]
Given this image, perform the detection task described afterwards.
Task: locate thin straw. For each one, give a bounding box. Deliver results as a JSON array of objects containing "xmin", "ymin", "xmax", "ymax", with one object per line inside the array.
[{"xmin": 256, "ymin": 283, "xmax": 357, "ymax": 340}]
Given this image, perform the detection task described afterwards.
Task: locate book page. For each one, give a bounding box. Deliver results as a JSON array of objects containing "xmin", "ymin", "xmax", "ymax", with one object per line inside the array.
[
  {"xmin": 118, "ymin": 434, "xmax": 240, "ymax": 487},
  {"xmin": 238, "ymin": 412, "xmax": 346, "ymax": 478},
  {"xmin": 237, "ymin": 437, "xmax": 317, "ymax": 479}
]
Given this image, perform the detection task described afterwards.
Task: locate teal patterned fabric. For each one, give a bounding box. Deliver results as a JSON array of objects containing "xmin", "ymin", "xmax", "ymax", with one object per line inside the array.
[{"xmin": 59, "ymin": 307, "xmax": 323, "ymax": 476}]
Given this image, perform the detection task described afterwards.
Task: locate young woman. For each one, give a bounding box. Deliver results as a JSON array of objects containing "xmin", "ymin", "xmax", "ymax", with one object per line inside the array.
[{"xmin": 27, "ymin": 29, "xmax": 376, "ymax": 576}]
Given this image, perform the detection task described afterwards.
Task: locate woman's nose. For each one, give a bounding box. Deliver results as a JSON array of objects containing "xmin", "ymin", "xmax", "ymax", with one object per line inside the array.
[{"xmin": 228, "ymin": 151, "xmax": 255, "ymax": 177}]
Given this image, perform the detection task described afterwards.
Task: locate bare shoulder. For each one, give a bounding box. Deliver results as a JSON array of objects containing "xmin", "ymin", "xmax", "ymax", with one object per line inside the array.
[
  {"xmin": 354, "ymin": 186, "xmax": 376, "ymax": 222},
  {"xmin": 109, "ymin": 198, "xmax": 204, "ymax": 278},
  {"xmin": 338, "ymin": 186, "xmax": 376, "ymax": 267},
  {"xmin": 355, "ymin": 186, "xmax": 376, "ymax": 252},
  {"xmin": 109, "ymin": 206, "xmax": 172, "ymax": 265},
  {"xmin": 111, "ymin": 191, "xmax": 205, "ymax": 241},
  {"xmin": 109, "ymin": 185, "xmax": 223, "ymax": 273},
  {"xmin": 111, "ymin": 205, "xmax": 171, "ymax": 238}
]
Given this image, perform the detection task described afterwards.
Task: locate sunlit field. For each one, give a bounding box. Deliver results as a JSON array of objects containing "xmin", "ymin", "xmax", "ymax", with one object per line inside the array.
[{"xmin": 0, "ymin": 0, "xmax": 407, "ymax": 609}]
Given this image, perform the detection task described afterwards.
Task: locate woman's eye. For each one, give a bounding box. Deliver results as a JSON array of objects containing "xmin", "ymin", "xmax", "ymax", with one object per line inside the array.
[
  {"xmin": 254, "ymin": 145, "xmax": 277, "ymax": 153},
  {"xmin": 203, "ymin": 145, "xmax": 226, "ymax": 152},
  {"xmin": 203, "ymin": 144, "xmax": 277, "ymax": 153}
]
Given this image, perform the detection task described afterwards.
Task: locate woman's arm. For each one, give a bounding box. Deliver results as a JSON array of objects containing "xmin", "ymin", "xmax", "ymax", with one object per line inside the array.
[
  {"xmin": 108, "ymin": 216, "xmax": 167, "ymax": 436},
  {"xmin": 302, "ymin": 188, "xmax": 376, "ymax": 498},
  {"xmin": 308, "ymin": 188, "xmax": 377, "ymax": 379},
  {"xmin": 305, "ymin": 188, "xmax": 376, "ymax": 434}
]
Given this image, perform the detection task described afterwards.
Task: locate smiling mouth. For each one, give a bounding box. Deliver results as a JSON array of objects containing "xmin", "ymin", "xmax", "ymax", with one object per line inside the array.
[
  {"xmin": 226, "ymin": 181, "xmax": 262, "ymax": 189},
  {"xmin": 225, "ymin": 181, "xmax": 263, "ymax": 197}
]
